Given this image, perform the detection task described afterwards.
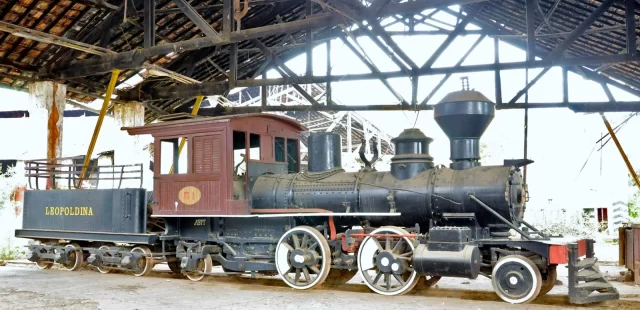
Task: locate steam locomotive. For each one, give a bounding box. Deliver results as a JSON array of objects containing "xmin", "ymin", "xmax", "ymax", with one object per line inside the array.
[{"xmin": 15, "ymin": 87, "xmax": 618, "ymax": 305}]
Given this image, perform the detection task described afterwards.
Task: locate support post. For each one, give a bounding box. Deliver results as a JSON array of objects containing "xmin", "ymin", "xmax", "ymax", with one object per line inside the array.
[
  {"xmin": 306, "ymin": 0, "xmax": 313, "ymax": 77},
  {"xmin": 525, "ymin": 0, "xmax": 537, "ymax": 63},
  {"xmin": 261, "ymin": 72, "xmax": 267, "ymax": 108},
  {"xmin": 626, "ymin": 0, "xmax": 636, "ymax": 57},
  {"xmin": 223, "ymin": 0, "xmax": 233, "ymax": 36},
  {"xmin": 143, "ymin": 0, "xmax": 156, "ymax": 48},
  {"xmin": 562, "ymin": 67, "xmax": 569, "ymax": 103},
  {"xmin": 169, "ymin": 96, "xmax": 205, "ymax": 174},
  {"xmin": 78, "ymin": 69, "xmax": 121, "ymax": 187},
  {"xmin": 28, "ymin": 81, "xmax": 66, "ymax": 189},
  {"xmin": 326, "ymin": 40, "xmax": 332, "ymax": 105},
  {"xmin": 346, "ymin": 112, "xmax": 352, "ymax": 153},
  {"xmin": 494, "ymin": 37, "xmax": 502, "ymax": 104},
  {"xmin": 230, "ymin": 43, "xmax": 238, "ymax": 88}
]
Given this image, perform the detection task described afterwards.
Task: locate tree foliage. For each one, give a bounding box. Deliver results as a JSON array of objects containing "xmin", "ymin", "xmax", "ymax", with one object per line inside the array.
[{"xmin": 629, "ymin": 170, "xmax": 640, "ymax": 219}]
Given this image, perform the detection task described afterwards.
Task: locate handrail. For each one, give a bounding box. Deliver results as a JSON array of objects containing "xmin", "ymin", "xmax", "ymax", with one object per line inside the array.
[{"xmin": 24, "ymin": 156, "xmax": 143, "ymax": 190}]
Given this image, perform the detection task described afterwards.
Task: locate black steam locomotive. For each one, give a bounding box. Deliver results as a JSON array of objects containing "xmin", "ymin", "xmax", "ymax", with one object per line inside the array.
[{"xmin": 16, "ymin": 88, "xmax": 618, "ymax": 305}]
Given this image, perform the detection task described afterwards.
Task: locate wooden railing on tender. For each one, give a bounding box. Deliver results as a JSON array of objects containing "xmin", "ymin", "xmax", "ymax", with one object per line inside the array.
[{"xmin": 24, "ymin": 156, "xmax": 144, "ymax": 190}]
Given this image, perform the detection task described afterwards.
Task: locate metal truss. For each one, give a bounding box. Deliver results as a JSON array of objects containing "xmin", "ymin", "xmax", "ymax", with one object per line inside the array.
[
  {"xmin": 217, "ymin": 83, "xmax": 396, "ymax": 170},
  {"xmin": 0, "ymin": 0, "xmax": 638, "ymax": 114}
]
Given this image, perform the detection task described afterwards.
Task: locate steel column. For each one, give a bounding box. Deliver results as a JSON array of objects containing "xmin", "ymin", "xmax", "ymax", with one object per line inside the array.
[
  {"xmin": 306, "ymin": 0, "xmax": 313, "ymax": 77},
  {"xmin": 562, "ymin": 67, "xmax": 569, "ymax": 102},
  {"xmin": 261, "ymin": 72, "xmax": 267, "ymax": 108},
  {"xmin": 326, "ymin": 39, "xmax": 332, "ymax": 105},
  {"xmin": 494, "ymin": 37, "xmax": 502, "ymax": 104},
  {"xmin": 143, "ymin": 0, "xmax": 155, "ymax": 48},
  {"xmin": 525, "ymin": 0, "xmax": 537, "ymax": 62},
  {"xmin": 626, "ymin": 0, "xmax": 636, "ymax": 57},
  {"xmin": 78, "ymin": 69, "xmax": 121, "ymax": 186},
  {"xmin": 169, "ymin": 95, "xmax": 205, "ymax": 174}
]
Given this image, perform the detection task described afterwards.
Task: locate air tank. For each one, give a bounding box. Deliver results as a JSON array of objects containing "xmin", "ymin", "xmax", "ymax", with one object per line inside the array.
[{"xmin": 307, "ymin": 133, "xmax": 342, "ymax": 172}]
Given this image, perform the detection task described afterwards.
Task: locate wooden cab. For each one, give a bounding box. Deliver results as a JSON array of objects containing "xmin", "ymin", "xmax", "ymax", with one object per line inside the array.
[{"xmin": 124, "ymin": 114, "xmax": 305, "ymax": 216}]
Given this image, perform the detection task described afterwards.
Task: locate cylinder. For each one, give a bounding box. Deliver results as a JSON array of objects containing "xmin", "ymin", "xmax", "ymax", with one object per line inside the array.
[
  {"xmin": 413, "ymin": 244, "xmax": 481, "ymax": 279},
  {"xmin": 308, "ymin": 133, "xmax": 342, "ymax": 172}
]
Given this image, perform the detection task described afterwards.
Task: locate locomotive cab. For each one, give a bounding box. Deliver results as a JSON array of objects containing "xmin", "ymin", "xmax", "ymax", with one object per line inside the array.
[{"xmin": 123, "ymin": 113, "xmax": 305, "ymax": 216}]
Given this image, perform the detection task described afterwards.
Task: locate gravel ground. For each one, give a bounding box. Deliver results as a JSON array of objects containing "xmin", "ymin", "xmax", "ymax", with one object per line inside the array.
[{"xmin": 1, "ymin": 262, "xmax": 640, "ymax": 310}]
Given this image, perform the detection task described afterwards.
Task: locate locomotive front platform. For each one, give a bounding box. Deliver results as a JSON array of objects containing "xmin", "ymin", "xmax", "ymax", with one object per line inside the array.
[{"xmin": 15, "ymin": 89, "xmax": 619, "ymax": 305}]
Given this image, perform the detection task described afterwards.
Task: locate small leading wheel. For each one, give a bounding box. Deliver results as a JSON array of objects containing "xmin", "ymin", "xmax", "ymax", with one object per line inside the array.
[
  {"xmin": 275, "ymin": 225, "xmax": 331, "ymax": 290},
  {"xmin": 97, "ymin": 245, "xmax": 112, "ymax": 274},
  {"xmin": 491, "ymin": 255, "xmax": 542, "ymax": 304},
  {"xmin": 60, "ymin": 243, "xmax": 83, "ymax": 271},
  {"xmin": 539, "ymin": 264, "xmax": 557, "ymax": 296},
  {"xmin": 130, "ymin": 246, "xmax": 154, "ymax": 277},
  {"xmin": 185, "ymin": 254, "xmax": 213, "ymax": 282},
  {"xmin": 357, "ymin": 226, "xmax": 419, "ymax": 296}
]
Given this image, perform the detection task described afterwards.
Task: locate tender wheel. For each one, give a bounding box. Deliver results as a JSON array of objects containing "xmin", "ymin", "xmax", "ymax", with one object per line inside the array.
[
  {"xmin": 491, "ymin": 255, "xmax": 542, "ymax": 304},
  {"xmin": 324, "ymin": 269, "xmax": 357, "ymax": 286},
  {"xmin": 167, "ymin": 259, "xmax": 182, "ymax": 274},
  {"xmin": 357, "ymin": 226, "xmax": 419, "ymax": 296},
  {"xmin": 539, "ymin": 264, "xmax": 557, "ymax": 296},
  {"xmin": 185, "ymin": 254, "xmax": 213, "ymax": 281},
  {"xmin": 275, "ymin": 225, "xmax": 331, "ymax": 290},
  {"xmin": 97, "ymin": 245, "xmax": 112, "ymax": 274},
  {"xmin": 35, "ymin": 261, "xmax": 53, "ymax": 270},
  {"xmin": 60, "ymin": 243, "xmax": 83, "ymax": 271},
  {"xmin": 130, "ymin": 246, "xmax": 154, "ymax": 277}
]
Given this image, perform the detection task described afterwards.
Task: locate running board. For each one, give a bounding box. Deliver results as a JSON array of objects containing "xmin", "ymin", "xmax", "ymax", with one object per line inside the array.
[{"xmin": 567, "ymin": 241, "xmax": 619, "ymax": 304}]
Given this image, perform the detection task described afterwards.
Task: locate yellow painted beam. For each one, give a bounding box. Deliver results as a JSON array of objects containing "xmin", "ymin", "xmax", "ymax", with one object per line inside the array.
[
  {"xmin": 169, "ymin": 95, "xmax": 205, "ymax": 174},
  {"xmin": 600, "ymin": 113, "xmax": 640, "ymax": 191},
  {"xmin": 77, "ymin": 69, "xmax": 121, "ymax": 187}
]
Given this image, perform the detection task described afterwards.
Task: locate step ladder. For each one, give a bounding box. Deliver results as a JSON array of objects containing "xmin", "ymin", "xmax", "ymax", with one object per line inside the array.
[{"xmin": 567, "ymin": 241, "xmax": 619, "ymax": 304}]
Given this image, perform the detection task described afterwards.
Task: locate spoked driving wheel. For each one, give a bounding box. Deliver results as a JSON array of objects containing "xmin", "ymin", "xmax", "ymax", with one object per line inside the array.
[
  {"xmin": 491, "ymin": 255, "xmax": 542, "ymax": 304},
  {"xmin": 275, "ymin": 225, "xmax": 331, "ymax": 290},
  {"xmin": 357, "ymin": 226, "xmax": 419, "ymax": 296}
]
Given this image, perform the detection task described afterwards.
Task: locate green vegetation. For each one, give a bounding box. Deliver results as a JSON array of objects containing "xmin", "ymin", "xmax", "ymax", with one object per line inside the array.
[
  {"xmin": 0, "ymin": 242, "xmax": 25, "ymax": 261},
  {"xmin": 629, "ymin": 170, "xmax": 640, "ymax": 219}
]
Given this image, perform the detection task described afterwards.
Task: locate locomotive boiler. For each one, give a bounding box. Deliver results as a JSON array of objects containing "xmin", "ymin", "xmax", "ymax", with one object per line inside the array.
[
  {"xmin": 251, "ymin": 90, "xmax": 526, "ymax": 235},
  {"xmin": 15, "ymin": 87, "xmax": 618, "ymax": 305}
]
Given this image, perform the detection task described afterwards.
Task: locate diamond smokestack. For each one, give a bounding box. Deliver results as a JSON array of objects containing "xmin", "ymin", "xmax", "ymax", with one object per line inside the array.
[{"xmin": 434, "ymin": 78, "xmax": 495, "ymax": 170}]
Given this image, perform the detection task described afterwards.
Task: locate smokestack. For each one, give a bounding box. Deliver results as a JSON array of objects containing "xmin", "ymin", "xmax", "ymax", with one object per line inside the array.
[{"xmin": 434, "ymin": 78, "xmax": 495, "ymax": 170}]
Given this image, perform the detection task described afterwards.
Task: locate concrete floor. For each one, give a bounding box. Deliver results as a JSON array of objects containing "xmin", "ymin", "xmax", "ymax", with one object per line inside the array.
[{"xmin": 1, "ymin": 262, "xmax": 640, "ymax": 310}]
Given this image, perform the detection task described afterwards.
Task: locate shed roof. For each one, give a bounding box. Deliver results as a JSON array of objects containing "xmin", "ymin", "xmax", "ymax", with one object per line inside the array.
[
  {"xmin": 123, "ymin": 112, "xmax": 307, "ymax": 135},
  {"xmin": 0, "ymin": 0, "xmax": 637, "ymax": 120}
]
